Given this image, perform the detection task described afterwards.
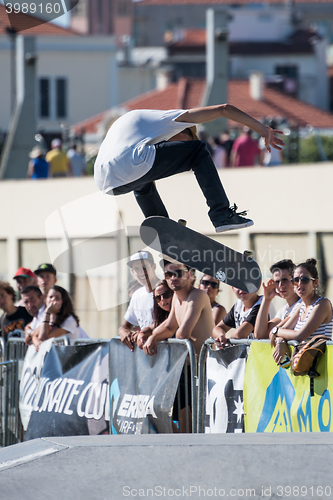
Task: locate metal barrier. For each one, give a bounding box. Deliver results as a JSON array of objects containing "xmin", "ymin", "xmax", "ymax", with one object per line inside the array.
[
  {"xmin": 197, "ymin": 338, "xmax": 333, "ymax": 433},
  {"xmin": 0, "ymin": 337, "xmax": 5, "ymax": 364},
  {"xmin": 74, "ymin": 338, "xmax": 110, "ymax": 346},
  {"xmin": 0, "ymin": 336, "xmax": 71, "ymax": 448},
  {"xmin": 197, "ymin": 338, "xmax": 252, "ymax": 433},
  {"xmin": 163, "ymin": 339, "xmax": 197, "ymax": 434},
  {"xmin": 0, "ymin": 360, "xmax": 23, "ymax": 447}
]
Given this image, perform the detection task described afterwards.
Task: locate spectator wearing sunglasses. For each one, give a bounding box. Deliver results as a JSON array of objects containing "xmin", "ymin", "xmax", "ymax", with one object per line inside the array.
[
  {"xmin": 254, "ymin": 259, "xmax": 301, "ymax": 339},
  {"xmin": 199, "ymin": 275, "xmax": 226, "ymax": 325},
  {"xmin": 143, "ymin": 262, "xmax": 214, "ymax": 358},
  {"xmin": 212, "ymin": 287, "xmax": 275, "ymax": 346},
  {"xmin": 119, "ymin": 250, "xmax": 160, "ymax": 351},
  {"xmin": 136, "ymin": 280, "xmax": 174, "ymax": 349},
  {"xmin": 270, "ymin": 259, "xmax": 333, "ymax": 366}
]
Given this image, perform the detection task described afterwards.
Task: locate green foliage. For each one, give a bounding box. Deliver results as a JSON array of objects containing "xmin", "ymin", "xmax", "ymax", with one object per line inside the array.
[
  {"xmin": 85, "ymin": 156, "xmax": 96, "ymax": 176},
  {"xmin": 299, "ymin": 135, "xmax": 333, "ymax": 163}
]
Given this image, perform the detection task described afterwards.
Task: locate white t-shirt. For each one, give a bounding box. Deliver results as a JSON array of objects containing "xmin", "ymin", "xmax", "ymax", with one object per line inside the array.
[
  {"xmin": 94, "ymin": 109, "xmax": 197, "ymax": 193},
  {"xmin": 30, "ymin": 309, "xmax": 89, "ymax": 345},
  {"xmin": 30, "ymin": 304, "xmax": 46, "ymax": 329},
  {"xmin": 275, "ymin": 299, "xmax": 302, "ymax": 321},
  {"xmin": 124, "ymin": 286, "xmax": 154, "ymax": 329},
  {"xmin": 67, "ymin": 149, "xmax": 86, "ymax": 177}
]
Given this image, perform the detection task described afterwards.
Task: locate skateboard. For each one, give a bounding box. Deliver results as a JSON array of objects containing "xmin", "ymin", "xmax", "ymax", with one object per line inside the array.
[{"xmin": 140, "ymin": 217, "xmax": 262, "ymax": 293}]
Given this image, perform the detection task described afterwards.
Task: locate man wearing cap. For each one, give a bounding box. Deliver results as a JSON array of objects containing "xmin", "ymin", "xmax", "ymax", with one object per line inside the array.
[
  {"xmin": 13, "ymin": 267, "xmax": 37, "ymax": 306},
  {"xmin": 46, "ymin": 139, "xmax": 71, "ymax": 178},
  {"xmin": 119, "ymin": 250, "xmax": 159, "ymax": 351},
  {"xmin": 34, "ymin": 263, "xmax": 57, "ymax": 298},
  {"xmin": 95, "ymin": 105, "xmax": 283, "ymax": 233}
]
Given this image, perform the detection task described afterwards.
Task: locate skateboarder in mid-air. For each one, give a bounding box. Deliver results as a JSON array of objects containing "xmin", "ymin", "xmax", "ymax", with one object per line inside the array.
[{"xmin": 95, "ymin": 104, "xmax": 284, "ymax": 232}]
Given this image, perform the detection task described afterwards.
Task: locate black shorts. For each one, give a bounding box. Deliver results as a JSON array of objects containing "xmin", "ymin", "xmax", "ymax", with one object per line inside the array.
[{"xmin": 172, "ymin": 364, "xmax": 192, "ymax": 421}]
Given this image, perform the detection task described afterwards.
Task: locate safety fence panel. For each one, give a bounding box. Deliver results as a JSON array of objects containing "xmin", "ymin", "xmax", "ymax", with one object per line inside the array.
[
  {"xmin": 198, "ymin": 338, "xmax": 333, "ymax": 434},
  {"xmin": 109, "ymin": 337, "xmax": 197, "ymax": 435},
  {"xmin": 0, "ymin": 338, "xmax": 5, "ymax": 364},
  {"xmin": 0, "ymin": 337, "xmax": 70, "ymax": 447},
  {"xmin": 244, "ymin": 340, "xmax": 333, "ymax": 433},
  {"xmin": 3, "ymin": 337, "xmax": 198, "ymax": 446}
]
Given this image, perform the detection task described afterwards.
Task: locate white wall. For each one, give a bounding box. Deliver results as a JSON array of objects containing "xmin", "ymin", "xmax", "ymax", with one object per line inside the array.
[
  {"xmin": 0, "ymin": 162, "xmax": 332, "ymax": 338},
  {"xmin": 231, "ymin": 52, "xmax": 327, "ymax": 109},
  {"xmin": 228, "ymin": 7, "xmax": 292, "ymax": 42}
]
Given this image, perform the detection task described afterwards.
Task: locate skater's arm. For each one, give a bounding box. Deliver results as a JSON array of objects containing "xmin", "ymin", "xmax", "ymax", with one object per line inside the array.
[{"xmin": 177, "ymin": 105, "xmax": 284, "ymax": 152}]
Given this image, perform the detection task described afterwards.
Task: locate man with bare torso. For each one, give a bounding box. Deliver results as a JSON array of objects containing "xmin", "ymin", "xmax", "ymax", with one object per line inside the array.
[{"xmin": 143, "ymin": 262, "xmax": 214, "ymax": 358}]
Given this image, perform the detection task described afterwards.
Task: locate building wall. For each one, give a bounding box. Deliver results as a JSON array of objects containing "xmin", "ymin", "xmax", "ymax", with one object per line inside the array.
[
  {"xmin": 118, "ymin": 66, "xmax": 156, "ymax": 105},
  {"xmin": 231, "ymin": 53, "xmax": 325, "ymax": 109},
  {"xmin": 0, "ymin": 36, "xmax": 118, "ymax": 134},
  {"xmin": 0, "ymin": 162, "xmax": 332, "ymax": 338}
]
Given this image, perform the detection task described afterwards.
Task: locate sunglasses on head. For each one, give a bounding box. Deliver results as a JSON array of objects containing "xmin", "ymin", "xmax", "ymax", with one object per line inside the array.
[
  {"xmin": 200, "ymin": 280, "xmax": 219, "ymax": 289},
  {"xmin": 165, "ymin": 269, "xmax": 188, "ymax": 279},
  {"xmin": 155, "ymin": 290, "xmax": 172, "ymax": 302},
  {"xmin": 274, "ymin": 278, "xmax": 290, "ymax": 286},
  {"xmin": 291, "ymin": 276, "xmax": 315, "ymax": 285}
]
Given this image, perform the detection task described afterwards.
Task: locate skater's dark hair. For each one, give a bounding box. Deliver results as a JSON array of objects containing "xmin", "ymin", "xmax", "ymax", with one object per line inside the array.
[
  {"xmin": 294, "ymin": 259, "xmax": 318, "ymax": 280},
  {"xmin": 270, "ymin": 259, "xmax": 295, "ymax": 276}
]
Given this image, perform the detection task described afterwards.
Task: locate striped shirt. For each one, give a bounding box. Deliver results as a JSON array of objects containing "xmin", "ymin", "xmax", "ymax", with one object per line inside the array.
[{"xmin": 294, "ymin": 297, "xmax": 333, "ymax": 340}]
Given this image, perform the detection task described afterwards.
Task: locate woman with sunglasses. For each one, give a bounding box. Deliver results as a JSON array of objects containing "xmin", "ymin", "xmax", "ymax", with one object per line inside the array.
[
  {"xmin": 136, "ymin": 280, "xmax": 174, "ymax": 349},
  {"xmin": 271, "ymin": 259, "xmax": 333, "ymax": 365},
  {"xmin": 199, "ymin": 275, "xmax": 226, "ymax": 325}
]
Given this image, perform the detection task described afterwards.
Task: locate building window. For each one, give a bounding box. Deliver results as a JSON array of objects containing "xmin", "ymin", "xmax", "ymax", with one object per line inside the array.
[
  {"xmin": 56, "ymin": 78, "xmax": 67, "ymax": 118},
  {"xmin": 118, "ymin": 0, "xmax": 129, "ymax": 17},
  {"xmin": 39, "ymin": 77, "xmax": 68, "ymax": 120},
  {"xmin": 40, "ymin": 78, "xmax": 50, "ymax": 118}
]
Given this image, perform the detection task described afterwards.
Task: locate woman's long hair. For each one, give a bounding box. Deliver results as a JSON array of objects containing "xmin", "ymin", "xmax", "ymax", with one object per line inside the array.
[
  {"xmin": 152, "ymin": 280, "xmax": 173, "ymax": 329},
  {"xmin": 50, "ymin": 285, "xmax": 80, "ymax": 328}
]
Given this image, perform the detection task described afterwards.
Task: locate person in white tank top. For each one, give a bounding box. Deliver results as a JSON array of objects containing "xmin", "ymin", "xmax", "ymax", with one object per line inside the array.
[{"xmin": 270, "ymin": 258, "xmax": 333, "ymax": 366}]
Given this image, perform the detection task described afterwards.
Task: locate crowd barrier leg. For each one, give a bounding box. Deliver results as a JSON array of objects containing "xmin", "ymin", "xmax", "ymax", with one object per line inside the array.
[{"xmin": 161, "ymin": 339, "xmax": 198, "ymax": 434}]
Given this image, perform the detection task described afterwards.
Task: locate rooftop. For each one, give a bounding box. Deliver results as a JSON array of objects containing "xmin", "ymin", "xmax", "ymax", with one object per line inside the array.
[
  {"xmin": 73, "ymin": 77, "xmax": 333, "ymax": 135},
  {"xmin": 138, "ymin": 0, "xmax": 332, "ymax": 5},
  {"xmin": 167, "ymin": 28, "xmax": 320, "ymax": 56}
]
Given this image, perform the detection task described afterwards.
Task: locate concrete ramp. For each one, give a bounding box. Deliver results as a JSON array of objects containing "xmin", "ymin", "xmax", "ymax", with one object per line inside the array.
[{"xmin": 0, "ymin": 433, "xmax": 332, "ymax": 500}]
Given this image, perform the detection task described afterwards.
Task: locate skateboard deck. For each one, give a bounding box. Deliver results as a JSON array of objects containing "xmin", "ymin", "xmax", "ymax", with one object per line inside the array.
[{"xmin": 140, "ymin": 217, "xmax": 262, "ymax": 293}]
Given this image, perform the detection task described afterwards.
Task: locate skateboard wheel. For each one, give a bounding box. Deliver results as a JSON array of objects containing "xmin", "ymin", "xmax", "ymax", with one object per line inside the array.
[{"xmin": 177, "ymin": 219, "xmax": 187, "ymax": 227}]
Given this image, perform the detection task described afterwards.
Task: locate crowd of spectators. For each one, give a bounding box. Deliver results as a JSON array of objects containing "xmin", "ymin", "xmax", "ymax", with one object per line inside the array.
[
  {"xmin": 27, "ymin": 139, "xmax": 86, "ymax": 180},
  {"xmin": 1, "ymin": 251, "xmax": 332, "ymax": 432},
  {"xmin": 0, "ymin": 263, "xmax": 89, "ymax": 349}
]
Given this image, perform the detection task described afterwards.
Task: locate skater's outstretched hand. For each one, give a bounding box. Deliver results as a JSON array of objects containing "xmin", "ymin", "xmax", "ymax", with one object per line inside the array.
[{"xmin": 261, "ymin": 126, "xmax": 284, "ymax": 153}]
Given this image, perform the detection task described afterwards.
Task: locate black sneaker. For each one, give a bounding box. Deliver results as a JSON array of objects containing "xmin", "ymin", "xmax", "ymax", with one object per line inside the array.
[{"xmin": 215, "ymin": 204, "xmax": 254, "ymax": 233}]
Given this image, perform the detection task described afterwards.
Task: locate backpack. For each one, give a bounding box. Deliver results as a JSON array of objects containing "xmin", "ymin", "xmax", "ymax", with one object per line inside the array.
[{"xmin": 290, "ymin": 335, "xmax": 328, "ymax": 396}]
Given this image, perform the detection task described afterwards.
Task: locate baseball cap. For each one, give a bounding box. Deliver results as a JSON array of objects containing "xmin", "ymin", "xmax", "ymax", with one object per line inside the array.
[
  {"xmin": 127, "ymin": 250, "xmax": 154, "ymax": 268},
  {"xmin": 34, "ymin": 263, "xmax": 57, "ymax": 276},
  {"xmin": 13, "ymin": 267, "xmax": 35, "ymax": 280},
  {"xmin": 51, "ymin": 138, "xmax": 62, "ymax": 149}
]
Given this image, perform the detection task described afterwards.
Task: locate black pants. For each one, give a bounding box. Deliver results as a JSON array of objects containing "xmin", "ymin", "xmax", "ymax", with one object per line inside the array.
[{"xmin": 112, "ymin": 140, "xmax": 230, "ymax": 227}]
